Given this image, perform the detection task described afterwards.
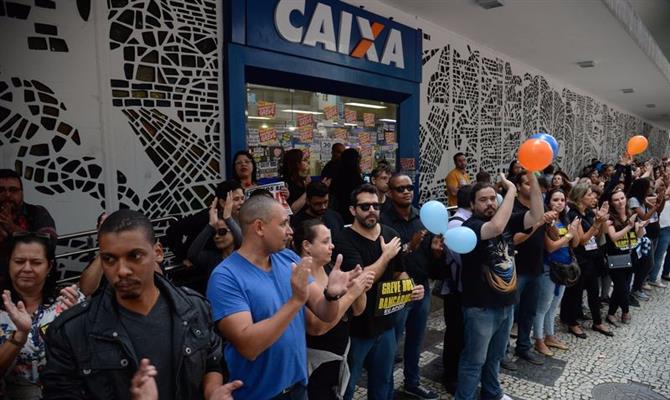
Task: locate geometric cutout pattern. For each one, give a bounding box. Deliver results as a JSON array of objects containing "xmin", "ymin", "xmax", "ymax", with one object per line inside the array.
[{"xmin": 419, "ymin": 44, "xmax": 669, "ymax": 204}]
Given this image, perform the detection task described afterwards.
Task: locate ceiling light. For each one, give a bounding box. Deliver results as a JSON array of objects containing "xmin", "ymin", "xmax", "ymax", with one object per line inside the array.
[
  {"xmin": 646, "ymin": 104, "xmax": 656, "ymax": 108},
  {"xmin": 477, "ymin": 0, "xmax": 504, "ymax": 9},
  {"xmin": 344, "ymin": 123, "xmax": 358, "ymax": 126},
  {"xmin": 248, "ymin": 116, "xmax": 271, "ymax": 120},
  {"xmin": 621, "ymin": 88, "xmax": 634, "ymax": 94},
  {"xmin": 379, "ymin": 118, "xmax": 396, "ymax": 123},
  {"xmin": 576, "ymin": 61, "xmax": 595, "ymax": 68},
  {"xmin": 281, "ymin": 109, "xmax": 323, "ymax": 115},
  {"xmin": 344, "ymin": 102, "xmax": 387, "ymax": 110},
  {"xmin": 287, "ymin": 126, "xmax": 297, "ymax": 131},
  {"xmin": 260, "ymin": 124, "xmax": 269, "ymax": 129}
]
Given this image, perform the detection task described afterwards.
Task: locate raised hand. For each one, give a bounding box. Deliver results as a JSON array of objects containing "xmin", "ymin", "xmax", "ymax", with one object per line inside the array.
[
  {"xmin": 498, "ymin": 172, "xmax": 515, "ymax": 192},
  {"xmin": 209, "ymin": 380, "xmax": 244, "ymax": 400},
  {"xmin": 130, "ymin": 358, "xmax": 158, "ymax": 400},
  {"xmin": 380, "ymin": 236, "xmax": 402, "ymax": 261},
  {"xmin": 290, "ymin": 257, "xmax": 312, "ymax": 305},
  {"xmin": 57, "ymin": 284, "xmax": 80, "ymax": 311},
  {"xmin": 568, "ymin": 217, "xmax": 580, "ymax": 236},
  {"xmin": 543, "ymin": 211, "xmax": 559, "ymax": 225},
  {"xmin": 350, "ymin": 268, "xmax": 375, "ymax": 296},
  {"xmin": 409, "ymin": 230, "xmax": 427, "ymax": 252},
  {"xmin": 2, "ymin": 290, "xmax": 31, "ymax": 334},
  {"xmin": 326, "ymin": 255, "xmax": 361, "ymax": 298},
  {"xmin": 222, "ymin": 191, "xmax": 234, "ymax": 219},
  {"xmin": 208, "ymin": 198, "xmax": 219, "ymax": 227},
  {"xmin": 430, "ymin": 234, "xmax": 444, "ymax": 254}
]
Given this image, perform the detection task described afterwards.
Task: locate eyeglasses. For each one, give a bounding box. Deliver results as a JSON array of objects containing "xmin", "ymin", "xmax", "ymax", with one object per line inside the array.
[
  {"xmin": 356, "ymin": 203, "xmax": 381, "ymax": 211},
  {"xmin": 215, "ymin": 228, "xmax": 229, "ymax": 236},
  {"xmin": 0, "ymin": 187, "xmax": 21, "ymax": 194},
  {"xmin": 391, "ymin": 184, "xmax": 414, "ymax": 193}
]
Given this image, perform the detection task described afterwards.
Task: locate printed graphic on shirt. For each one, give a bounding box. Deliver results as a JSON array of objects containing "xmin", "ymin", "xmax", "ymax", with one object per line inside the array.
[{"xmin": 614, "ymin": 231, "xmax": 638, "ymax": 251}]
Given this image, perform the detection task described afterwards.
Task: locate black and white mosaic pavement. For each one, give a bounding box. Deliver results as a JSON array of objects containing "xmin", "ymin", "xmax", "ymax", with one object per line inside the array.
[{"xmin": 353, "ymin": 286, "xmax": 670, "ymax": 399}]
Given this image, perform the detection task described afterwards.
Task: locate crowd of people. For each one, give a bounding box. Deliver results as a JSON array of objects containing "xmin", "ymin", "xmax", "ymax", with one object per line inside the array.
[{"xmin": 0, "ymin": 142, "xmax": 668, "ymax": 400}]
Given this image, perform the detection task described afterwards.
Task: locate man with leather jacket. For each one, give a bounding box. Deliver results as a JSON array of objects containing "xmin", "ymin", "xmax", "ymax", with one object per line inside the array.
[{"xmin": 41, "ymin": 209, "xmax": 236, "ymax": 400}]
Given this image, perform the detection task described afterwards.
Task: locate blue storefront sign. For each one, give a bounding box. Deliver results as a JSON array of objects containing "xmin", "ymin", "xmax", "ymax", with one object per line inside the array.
[{"xmin": 224, "ymin": 0, "xmax": 422, "ymax": 185}]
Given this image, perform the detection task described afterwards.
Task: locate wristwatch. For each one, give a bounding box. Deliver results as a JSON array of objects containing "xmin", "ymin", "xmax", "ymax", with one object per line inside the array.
[{"xmin": 323, "ymin": 287, "xmax": 343, "ymax": 302}]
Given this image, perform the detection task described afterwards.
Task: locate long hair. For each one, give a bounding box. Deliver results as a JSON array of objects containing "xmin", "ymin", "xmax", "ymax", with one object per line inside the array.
[
  {"xmin": 1, "ymin": 233, "xmax": 58, "ymax": 308},
  {"xmin": 608, "ymin": 189, "xmax": 632, "ymax": 230},
  {"xmin": 545, "ymin": 188, "xmax": 569, "ymax": 226},
  {"xmin": 567, "ymin": 182, "xmax": 590, "ymax": 211},
  {"xmin": 628, "ymin": 177, "xmax": 651, "ymax": 204},
  {"xmin": 280, "ymin": 149, "xmax": 304, "ymax": 183}
]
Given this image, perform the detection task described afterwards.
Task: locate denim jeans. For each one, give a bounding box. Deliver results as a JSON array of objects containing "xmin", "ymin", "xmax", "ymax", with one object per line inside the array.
[
  {"xmin": 532, "ymin": 269, "xmax": 565, "ymax": 339},
  {"xmin": 345, "ymin": 328, "xmax": 396, "ymax": 400},
  {"xmin": 513, "ymin": 273, "xmax": 541, "ymax": 354},
  {"xmin": 455, "ymin": 305, "xmax": 514, "ymax": 400},
  {"xmin": 394, "ymin": 289, "xmax": 432, "ymax": 388},
  {"xmin": 651, "ymin": 227, "xmax": 670, "ymax": 281}
]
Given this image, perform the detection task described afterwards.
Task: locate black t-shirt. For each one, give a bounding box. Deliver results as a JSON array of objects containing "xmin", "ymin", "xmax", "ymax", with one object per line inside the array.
[
  {"xmin": 332, "ymin": 224, "xmax": 404, "ymax": 338},
  {"xmin": 512, "ymin": 200, "xmax": 544, "ymax": 276},
  {"xmin": 460, "ymin": 213, "xmax": 525, "ymax": 308},
  {"xmin": 291, "ymin": 208, "xmax": 344, "ymax": 236},
  {"xmin": 119, "ymin": 294, "xmax": 174, "ymax": 400},
  {"xmin": 286, "ymin": 179, "xmax": 306, "ymax": 206},
  {"xmin": 567, "ymin": 208, "xmax": 601, "ymax": 266}
]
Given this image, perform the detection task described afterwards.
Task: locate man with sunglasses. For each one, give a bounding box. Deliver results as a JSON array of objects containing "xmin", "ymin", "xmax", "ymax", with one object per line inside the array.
[
  {"xmin": 0, "ymin": 169, "xmax": 56, "ymax": 246},
  {"xmin": 381, "ymin": 174, "xmax": 447, "ymax": 399},
  {"xmin": 333, "ymin": 183, "xmax": 424, "ymax": 400}
]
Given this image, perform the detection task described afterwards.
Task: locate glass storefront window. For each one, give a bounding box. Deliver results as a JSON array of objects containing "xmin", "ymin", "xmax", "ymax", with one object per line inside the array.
[{"xmin": 245, "ymin": 84, "xmax": 398, "ymax": 179}]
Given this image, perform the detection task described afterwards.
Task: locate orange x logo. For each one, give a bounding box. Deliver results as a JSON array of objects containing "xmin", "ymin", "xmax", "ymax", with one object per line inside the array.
[{"xmin": 350, "ymin": 22, "xmax": 384, "ymax": 58}]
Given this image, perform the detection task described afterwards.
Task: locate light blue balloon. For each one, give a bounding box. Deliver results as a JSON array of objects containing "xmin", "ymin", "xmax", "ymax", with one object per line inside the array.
[
  {"xmin": 496, "ymin": 193, "xmax": 503, "ymax": 206},
  {"xmin": 419, "ymin": 200, "xmax": 449, "ymax": 235},
  {"xmin": 444, "ymin": 226, "xmax": 478, "ymax": 254},
  {"xmin": 530, "ymin": 133, "xmax": 559, "ymax": 159}
]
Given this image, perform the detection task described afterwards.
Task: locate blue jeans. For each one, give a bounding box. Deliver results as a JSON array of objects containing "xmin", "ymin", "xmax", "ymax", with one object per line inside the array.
[
  {"xmin": 513, "ymin": 273, "xmax": 541, "ymax": 354},
  {"xmin": 345, "ymin": 328, "xmax": 395, "ymax": 400},
  {"xmin": 532, "ymin": 270, "xmax": 565, "ymax": 339},
  {"xmin": 652, "ymin": 227, "xmax": 670, "ymax": 280},
  {"xmin": 393, "ymin": 290, "xmax": 432, "ymax": 388},
  {"xmin": 455, "ymin": 305, "xmax": 514, "ymax": 400}
]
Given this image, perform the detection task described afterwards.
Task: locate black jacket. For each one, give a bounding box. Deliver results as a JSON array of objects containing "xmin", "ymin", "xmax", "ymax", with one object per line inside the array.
[{"xmin": 42, "ymin": 274, "xmax": 223, "ymax": 400}]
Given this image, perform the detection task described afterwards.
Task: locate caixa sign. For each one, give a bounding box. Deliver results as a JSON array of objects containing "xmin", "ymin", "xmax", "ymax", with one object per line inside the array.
[{"xmin": 240, "ymin": 0, "xmax": 421, "ymax": 82}]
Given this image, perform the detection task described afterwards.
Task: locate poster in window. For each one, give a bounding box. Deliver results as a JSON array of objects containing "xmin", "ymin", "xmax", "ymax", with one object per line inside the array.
[
  {"xmin": 297, "ymin": 113, "xmax": 313, "ymax": 127},
  {"xmin": 258, "ymin": 127, "xmax": 278, "ymax": 145},
  {"xmin": 344, "ymin": 109, "xmax": 357, "ymax": 123},
  {"xmin": 298, "ymin": 124, "xmax": 313, "ymax": 142},
  {"xmin": 359, "ymin": 131, "xmax": 371, "ymax": 146},
  {"xmin": 363, "ymin": 113, "xmax": 375, "ymax": 127},
  {"xmin": 323, "ymin": 104, "xmax": 338, "ymax": 120},
  {"xmin": 256, "ymin": 101, "xmax": 276, "ymax": 118}
]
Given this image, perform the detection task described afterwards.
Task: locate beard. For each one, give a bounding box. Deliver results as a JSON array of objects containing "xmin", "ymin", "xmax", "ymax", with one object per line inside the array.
[
  {"xmin": 356, "ymin": 213, "xmax": 378, "ymax": 229},
  {"xmin": 113, "ymin": 278, "xmax": 143, "ymax": 299}
]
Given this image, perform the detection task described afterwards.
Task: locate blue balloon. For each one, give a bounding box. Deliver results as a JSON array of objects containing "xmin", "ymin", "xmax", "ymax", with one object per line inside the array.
[
  {"xmin": 419, "ymin": 200, "xmax": 449, "ymax": 235},
  {"xmin": 530, "ymin": 133, "xmax": 559, "ymax": 159},
  {"xmin": 444, "ymin": 226, "xmax": 478, "ymax": 254}
]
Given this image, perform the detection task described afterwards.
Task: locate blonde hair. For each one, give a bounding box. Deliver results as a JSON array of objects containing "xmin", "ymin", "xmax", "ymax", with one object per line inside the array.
[{"xmin": 568, "ymin": 182, "xmax": 591, "ymax": 209}]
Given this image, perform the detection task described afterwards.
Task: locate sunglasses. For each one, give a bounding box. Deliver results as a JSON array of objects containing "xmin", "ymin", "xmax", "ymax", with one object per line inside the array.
[
  {"xmin": 391, "ymin": 184, "xmax": 414, "ymax": 193},
  {"xmin": 215, "ymin": 228, "xmax": 229, "ymax": 236},
  {"xmin": 356, "ymin": 203, "xmax": 381, "ymax": 211}
]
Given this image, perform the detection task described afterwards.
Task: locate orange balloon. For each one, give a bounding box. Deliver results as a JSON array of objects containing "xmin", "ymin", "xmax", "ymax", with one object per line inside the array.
[
  {"xmin": 627, "ymin": 135, "xmax": 648, "ymax": 156},
  {"xmin": 518, "ymin": 139, "xmax": 553, "ymax": 172}
]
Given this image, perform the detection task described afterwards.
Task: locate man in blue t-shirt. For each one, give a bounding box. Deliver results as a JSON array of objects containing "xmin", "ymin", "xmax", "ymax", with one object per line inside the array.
[{"xmin": 207, "ymin": 195, "xmax": 360, "ymax": 400}]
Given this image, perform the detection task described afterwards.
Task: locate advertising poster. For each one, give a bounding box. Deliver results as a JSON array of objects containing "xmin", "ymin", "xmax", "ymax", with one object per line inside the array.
[
  {"xmin": 375, "ymin": 279, "xmax": 415, "ymax": 316},
  {"xmin": 258, "ymin": 127, "xmax": 277, "ymax": 144},
  {"xmin": 334, "ymin": 128, "xmax": 348, "ymax": 141},
  {"xmin": 363, "ymin": 112, "xmax": 375, "ymax": 127},
  {"xmin": 360, "ymin": 145, "xmax": 373, "ymax": 172},
  {"xmin": 298, "ymin": 124, "xmax": 313, "ymax": 142},
  {"xmin": 256, "ymin": 101, "xmax": 276, "ymax": 117},
  {"xmin": 323, "ymin": 104, "xmax": 338, "ymax": 120},
  {"xmin": 359, "ymin": 131, "xmax": 371, "ymax": 146},
  {"xmin": 385, "ymin": 130, "xmax": 396, "ymax": 144},
  {"xmin": 344, "ymin": 108, "xmax": 357, "ymax": 123},
  {"xmin": 297, "ymin": 113, "xmax": 313, "ymax": 127}
]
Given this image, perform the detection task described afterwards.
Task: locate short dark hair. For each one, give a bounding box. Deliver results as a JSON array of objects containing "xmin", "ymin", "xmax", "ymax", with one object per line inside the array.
[
  {"xmin": 469, "ymin": 182, "xmax": 496, "ymax": 204},
  {"xmin": 453, "ymin": 152, "xmax": 465, "ymax": 164},
  {"xmin": 475, "ymin": 169, "xmax": 490, "ymax": 183},
  {"xmin": 512, "ymin": 170, "xmax": 529, "ymax": 187},
  {"xmin": 306, "ymin": 181, "xmax": 329, "ymax": 198},
  {"xmin": 238, "ymin": 194, "xmax": 280, "ymax": 233},
  {"xmin": 1, "ymin": 232, "xmax": 58, "ymax": 307},
  {"xmin": 456, "ymin": 185, "xmax": 472, "ymax": 209},
  {"xmin": 215, "ymin": 180, "xmax": 242, "ymax": 199},
  {"xmin": 350, "ymin": 183, "xmax": 379, "ymax": 206},
  {"xmin": 0, "ymin": 169, "xmax": 22, "ymax": 189},
  {"xmin": 98, "ymin": 209, "xmax": 156, "ymax": 244},
  {"xmin": 232, "ymin": 150, "xmax": 257, "ymax": 184},
  {"xmin": 371, "ymin": 164, "xmax": 393, "ymax": 179},
  {"xmin": 293, "ymin": 218, "xmax": 326, "ymax": 255}
]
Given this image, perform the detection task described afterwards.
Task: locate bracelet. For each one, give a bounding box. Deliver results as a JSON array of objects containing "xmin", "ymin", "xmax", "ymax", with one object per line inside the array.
[
  {"xmin": 7, "ymin": 332, "xmax": 25, "ymax": 348},
  {"xmin": 323, "ymin": 287, "xmax": 343, "ymax": 302}
]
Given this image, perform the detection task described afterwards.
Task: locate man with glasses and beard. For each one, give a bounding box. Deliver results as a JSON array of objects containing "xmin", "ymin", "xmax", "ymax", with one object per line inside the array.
[
  {"xmin": 333, "ymin": 184, "xmax": 425, "ymax": 400},
  {"xmin": 381, "ymin": 174, "xmax": 447, "ymax": 399},
  {"xmin": 42, "ymin": 209, "xmax": 239, "ymax": 400}
]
